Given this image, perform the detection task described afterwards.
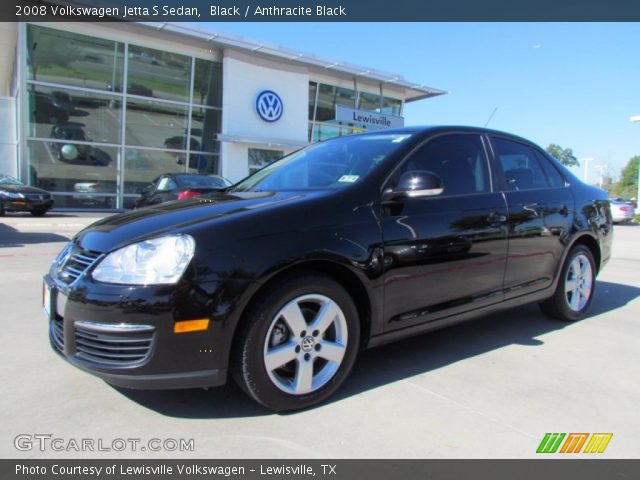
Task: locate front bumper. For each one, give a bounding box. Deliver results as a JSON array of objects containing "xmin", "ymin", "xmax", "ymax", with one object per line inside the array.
[
  {"xmin": 43, "ymin": 269, "xmax": 252, "ymax": 390},
  {"xmin": 4, "ymin": 198, "xmax": 54, "ymax": 212}
]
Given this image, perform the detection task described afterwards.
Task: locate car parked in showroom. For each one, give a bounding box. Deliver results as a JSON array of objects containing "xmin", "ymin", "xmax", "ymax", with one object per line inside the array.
[
  {"xmin": 1, "ymin": 174, "xmax": 54, "ymax": 216},
  {"xmin": 608, "ymin": 197, "xmax": 635, "ymax": 223},
  {"xmin": 73, "ymin": 181, "xmax": 116, "ymax": 209},
  {"xmin": 43, "ymin": 126, "xmax": 612, "ymax": 411},
  {"xmin": 133, "ymin": 173, "xmax": 232, "ymax": 208}
]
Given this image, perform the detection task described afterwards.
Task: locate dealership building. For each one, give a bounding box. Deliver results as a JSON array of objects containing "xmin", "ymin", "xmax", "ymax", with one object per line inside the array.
[{"xmin": 0, "ymin": 22, "xmax": 445, "ymax": 209}]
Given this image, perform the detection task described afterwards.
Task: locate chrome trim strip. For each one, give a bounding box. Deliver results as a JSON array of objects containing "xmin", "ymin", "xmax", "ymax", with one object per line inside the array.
[{"xmin": 74, "ymin": 321, "xmax": 155, "ymax": 334}]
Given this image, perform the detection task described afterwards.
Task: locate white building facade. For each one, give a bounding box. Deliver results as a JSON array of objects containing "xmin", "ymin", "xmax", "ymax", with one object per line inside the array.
[{"xmin": 1, "ymin": 22, "xmax": 445, "ymax": 209}]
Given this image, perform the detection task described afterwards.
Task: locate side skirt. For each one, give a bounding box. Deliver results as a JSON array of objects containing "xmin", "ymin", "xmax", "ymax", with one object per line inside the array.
[{"xmin": 365, "ymin": 286, "xmax": 555, "ymax": 349}]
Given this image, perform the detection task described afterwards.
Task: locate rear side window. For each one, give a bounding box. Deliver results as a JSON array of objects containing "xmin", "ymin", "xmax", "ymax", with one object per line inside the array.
[
  {"xmin": 533, "ymin": 149, "xmax": 566, "ymax": 188},
  {"xmin": 391, "ymin": 133, "xmax": 491, "ymax": 196},
  {"xmin": 493, "ymin": 137, "xmax": 550, "ymax": 191}
]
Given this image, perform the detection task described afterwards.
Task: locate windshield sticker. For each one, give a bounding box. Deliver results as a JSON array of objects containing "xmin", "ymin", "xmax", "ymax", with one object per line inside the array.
[{"xmin": 338, "ymin": 175, "xmax": 359, "ymax": 183}]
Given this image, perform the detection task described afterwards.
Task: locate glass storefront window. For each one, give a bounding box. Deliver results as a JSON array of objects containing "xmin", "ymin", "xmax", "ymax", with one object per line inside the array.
[
  {"xmin": 382, "ymin": 96, "xmax": 402, "ymax": 116},
  {"xmin": 196, "ymin": 154, "xmax": 221, "ymax": 176},
  {"xmin": 125, "ymin": 100, "xmax": 189, "ymax": 149},
  {"xmin": 27, "ymin": 25, "xmax": 124, "ymax": 91},
  {"xmin": 315, "ymin": 83, "xmax": 356, "ymax": 122},
  {"xmin": 123, "ymin": 148, "xmax": 183, "ymax": 196},
  {"xmin": 311, "ymin": 124, "xmax": 357, "ymax": 143},
  {"xmin": 190, "ymin": 108, "xmax": 221, "ymax": 153},
  {"xmin": 24, "ymin": 26, "xmax": 225, "ymax": 209},
  {"xmin": 248, "ymin": 149, "xmax": 284, "ymax": 174},
  {"xmin": 193, "ymin": 59, "xmax": 222, "ymax": 108},
  {"xmin": 127, "ymin": 45, "xmax": 191, "ymax": 103},
  {"xmin": 358, "ymin": 91, "xmax": 381, "ymax": 112},
  {"xmin": 27, "ymin": 140, "xmax": 118, "ymax": 196},
  {"xmin": 27, "ymin": 85, "xmax": 121, "ymax": 144}
]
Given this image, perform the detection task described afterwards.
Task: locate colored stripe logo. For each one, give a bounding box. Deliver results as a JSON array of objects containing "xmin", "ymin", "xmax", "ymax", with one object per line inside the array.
[{"xmin": 537, "ymin": 433, "xmax": 612, "ymax": 454}]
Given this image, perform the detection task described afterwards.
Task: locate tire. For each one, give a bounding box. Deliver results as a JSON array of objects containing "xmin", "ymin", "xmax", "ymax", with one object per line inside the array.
[
  {"xmin": 0, "ymin": 201, "xmax": 4, "ymax": 216},
  {"xmin": 30, "ymin": 208, "xmax": 48, "ymax": 217},
  {"xmin": 232, "ymin": 274, "xmax": 360, "ymax": 412},
  {"xmin": 539, "ymin": 245, "xmax": 596, "ymax": 321}
]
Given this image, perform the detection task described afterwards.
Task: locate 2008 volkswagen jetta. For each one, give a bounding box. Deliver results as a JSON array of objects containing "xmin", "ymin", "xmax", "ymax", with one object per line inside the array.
[{"xmin": 43, "ymin": 126, "xmax": 612, "ymax": 411}]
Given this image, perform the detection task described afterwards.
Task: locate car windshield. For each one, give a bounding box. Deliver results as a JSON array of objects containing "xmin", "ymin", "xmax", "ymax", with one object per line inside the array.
[
  {"xmin": 0, "ymin": 174, "xmax": 24, "ymax": 186},
  {"xmin": 175, "ymin": 175, "xmax": 229, "ymax": 189},
  {"xmin": 233, "ymin": 133, "xmax": 413, "ymax": 192}
]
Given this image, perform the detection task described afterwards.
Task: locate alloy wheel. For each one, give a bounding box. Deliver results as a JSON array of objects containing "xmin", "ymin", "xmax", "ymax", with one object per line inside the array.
[
  {"xmin": 263, "ymin": 294, "xmax": 348, "ymax": 395},
  {"xmin": 565, "ymin": 253, "xmax": 593, "ymax": 312}
]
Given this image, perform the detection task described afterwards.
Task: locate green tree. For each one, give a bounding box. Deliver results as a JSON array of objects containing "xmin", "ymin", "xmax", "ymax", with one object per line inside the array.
[
  {"xmin": 614, "ymin": 156, "xmax": 640, "ymax": 199},
  {"xmin": 547, "ymin": 144, "xmax": 579, "ymax": 167}
]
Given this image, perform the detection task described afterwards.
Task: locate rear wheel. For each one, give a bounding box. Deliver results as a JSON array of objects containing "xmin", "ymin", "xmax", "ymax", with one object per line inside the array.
[
  {"xmin": 539, "ymin": 245, "xmax": 596, "ymax": 321},
  {"xmin": 0, "ymin": 201, "xmax": 4, "ymax": 216},
  {"xmin": 232, "ymin": 274, "xmax": 360, "ymax": 411}
]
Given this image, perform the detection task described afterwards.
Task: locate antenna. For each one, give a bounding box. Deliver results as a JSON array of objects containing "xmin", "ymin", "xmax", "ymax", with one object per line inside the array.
[{"xmin": 484, "ymin": 107, "xmax": 498, "ymax": 127}]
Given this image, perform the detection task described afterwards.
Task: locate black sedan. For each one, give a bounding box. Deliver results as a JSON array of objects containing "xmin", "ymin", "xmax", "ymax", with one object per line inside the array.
[
  {"xmin": 133, "ymin": 173, "xmax": 232, "ymax": 208},
  {"xmin": 43, "ymin": 126, "xmax": 612, "ymax": 411},
  {"xmin": 1, "ymin": 174, "xmax": 54, "ymax": 216}
]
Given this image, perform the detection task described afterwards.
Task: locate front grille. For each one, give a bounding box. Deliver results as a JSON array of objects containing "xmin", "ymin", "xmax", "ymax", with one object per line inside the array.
[
  {"xmin": 50, "ymin": 317, "xmax": 64, "ymax": 351},
  {"xmin": 26, "ymin": 193, "xmax": 51, "ymax": 201},
  {"xmin": 57, "ymin": 249, "xmax": 101, "ymax": 284},
  {"xmin": 74, "ymin": 322, "xmax": 155, "ymax": 366}
]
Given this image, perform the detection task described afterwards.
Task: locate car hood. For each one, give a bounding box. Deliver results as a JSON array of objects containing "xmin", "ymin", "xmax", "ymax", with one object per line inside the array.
[
  {"xmin": 76, "ymin": 190, "xmax": 327, "ymax": 253},
  {"xmin": 0, "ymin": 184, "xmax": 50, "ymax": 195}
]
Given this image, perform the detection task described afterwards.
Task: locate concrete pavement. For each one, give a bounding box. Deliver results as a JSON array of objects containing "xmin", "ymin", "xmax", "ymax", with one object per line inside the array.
[{"xmin": 0, "ymin": 214, "xmax": 638, "ymax": 458}]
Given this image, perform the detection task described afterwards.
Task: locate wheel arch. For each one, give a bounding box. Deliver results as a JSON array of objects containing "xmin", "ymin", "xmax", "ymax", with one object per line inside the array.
[
  {"xmin": 569, "ymin": 233, "xmax": 602, "ymax": 274},
  {"xmin": 233, "ymin": 259, "xmax": 373, "ymax": 351}
]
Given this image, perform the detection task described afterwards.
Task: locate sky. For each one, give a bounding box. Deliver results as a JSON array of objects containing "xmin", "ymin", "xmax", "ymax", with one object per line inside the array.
[{"xmin": 199, "ymin": 22, "xmax": 640, "ymax": 182}]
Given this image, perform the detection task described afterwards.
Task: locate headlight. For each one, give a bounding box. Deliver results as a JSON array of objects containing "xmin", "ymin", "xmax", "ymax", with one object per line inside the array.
[
  {"xmin": 0, "ymin": 192, "xmax": 24, "ymax": 199},
  {"xmin": 92, "ymin": 235, "xmax": 195, "ymax": 285}
]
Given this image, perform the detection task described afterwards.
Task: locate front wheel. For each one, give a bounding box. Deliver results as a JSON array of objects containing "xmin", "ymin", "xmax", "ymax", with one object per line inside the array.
[
  {"xmin": 539, "ymin": 245, "xmax": 596, "ymax": 321},
  {"xmin": 232, "ymin": 274, "xmax": 360, "ymax": 411}
]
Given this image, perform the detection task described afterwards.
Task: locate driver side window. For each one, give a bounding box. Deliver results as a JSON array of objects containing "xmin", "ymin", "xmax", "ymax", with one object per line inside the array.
[{"xmin": 390, "ymin": 134, "xmax": 491, "ymax": 196}]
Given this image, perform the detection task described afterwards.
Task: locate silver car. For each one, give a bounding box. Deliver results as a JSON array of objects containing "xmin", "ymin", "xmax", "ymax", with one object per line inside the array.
[{"xmin": 609, "ymin": 198, "xmax": 635, "ymax": 223}]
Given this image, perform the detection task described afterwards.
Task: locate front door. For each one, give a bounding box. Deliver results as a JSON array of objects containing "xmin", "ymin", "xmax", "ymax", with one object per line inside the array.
[{"xmin": 381, "ymin": 133, "xmax": 509, "ymax": 331}]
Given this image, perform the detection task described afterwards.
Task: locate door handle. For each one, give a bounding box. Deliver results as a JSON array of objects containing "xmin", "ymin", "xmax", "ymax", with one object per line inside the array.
[{"xmin": 487, "ymin": 211, "xmax": 507, "ymax": 224}]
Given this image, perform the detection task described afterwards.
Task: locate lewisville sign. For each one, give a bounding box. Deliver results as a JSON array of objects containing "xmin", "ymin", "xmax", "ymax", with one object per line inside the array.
[{"xmin": 335, "ymin": 105, "xmax": 404, "ymax": 130}]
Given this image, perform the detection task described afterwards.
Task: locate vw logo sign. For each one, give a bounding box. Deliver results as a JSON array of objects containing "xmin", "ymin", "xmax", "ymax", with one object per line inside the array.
[{"xmin": 256, "ymin": 90, "xmax": 283, "ymax": 122}]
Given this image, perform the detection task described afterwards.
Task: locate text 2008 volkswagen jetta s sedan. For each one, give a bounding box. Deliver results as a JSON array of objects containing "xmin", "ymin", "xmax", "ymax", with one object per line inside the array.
[{"xmin": 44, "ymin": 126, "xmax": 612, "ymax": 411}]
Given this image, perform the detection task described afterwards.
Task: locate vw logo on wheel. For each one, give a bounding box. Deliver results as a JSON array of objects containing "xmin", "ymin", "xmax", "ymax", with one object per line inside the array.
[
  {"xmin": 256, "ymin": 90, "xmax": 283, "ymax": 122},
  {"xmin": 301, "ymin": 336, "xmax": 315, "ymax": 353}
]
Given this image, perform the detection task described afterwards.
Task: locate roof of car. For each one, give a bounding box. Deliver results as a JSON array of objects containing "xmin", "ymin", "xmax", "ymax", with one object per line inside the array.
[{"xmin": 347, "ymin": 125, "xmax": 537, "ymax": 144}]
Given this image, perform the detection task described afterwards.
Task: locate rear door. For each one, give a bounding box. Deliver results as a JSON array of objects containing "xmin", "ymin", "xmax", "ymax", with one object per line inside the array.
[{"xmin": 488, "ymin": 136, "xmax": 574, "ymax": 298}]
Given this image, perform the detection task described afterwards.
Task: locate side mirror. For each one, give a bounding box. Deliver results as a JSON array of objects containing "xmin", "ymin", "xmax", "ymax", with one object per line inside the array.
[{"xmin": 384, "ymin": 170, "xmax": 444, "ymax": 201}]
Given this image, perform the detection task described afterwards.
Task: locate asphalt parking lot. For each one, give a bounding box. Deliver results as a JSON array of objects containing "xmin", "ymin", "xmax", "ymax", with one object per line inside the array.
[{"xmin": 1, "ymin": 213, "xmax": 638, "ymax": 458}]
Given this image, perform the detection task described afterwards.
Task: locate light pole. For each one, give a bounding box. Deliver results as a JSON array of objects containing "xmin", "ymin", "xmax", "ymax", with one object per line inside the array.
[
  {"xmin": 631, "ymin": 116, "xmax": 640, "ymax": 206},
  {"xmin": 579, "ymin": 157, "xmax": 594, "ymax": 184}
]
